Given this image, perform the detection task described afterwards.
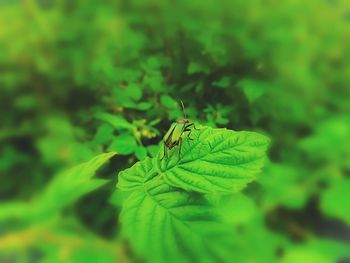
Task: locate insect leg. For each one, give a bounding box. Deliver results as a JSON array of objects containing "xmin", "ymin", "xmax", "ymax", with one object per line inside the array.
[
  {"xmin": 160, "ymin": 143, "xmax": 167, "ymax": 161},
  {"xmin": 184, "ymin": 128, "xmax": 194, "ymax": 141},
  {"xmin": 185, "ymin": 122, "xmax": 200, "ymax": 131},
  {"xmin": 193, "ymin": 123, "xmax": 200, "ymax": 130},
  {"xmin": 184, "ymin": 123, "xmax": 194, "ymax": 129},
  {"xmin": 165, "ymin": 144, "xmax": 169, "ymax": 159},
  {"xmin": 178, "ymin": 137, "xmax": 183, "ymax": 160},
  {"xmin": 183, "ymin": 124, "xmax": 194, "ymax": 140}
]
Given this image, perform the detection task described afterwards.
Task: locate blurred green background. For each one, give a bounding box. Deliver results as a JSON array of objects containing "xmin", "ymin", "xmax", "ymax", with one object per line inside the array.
[{"xmin": 1, "ymin": 0, "xmax": 350, "ymax": 262}]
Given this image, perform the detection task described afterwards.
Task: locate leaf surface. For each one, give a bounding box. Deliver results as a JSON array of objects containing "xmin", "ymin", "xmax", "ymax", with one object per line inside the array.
[
  {"xmin": 320, "ymin": 178, "xmax": 350, "ymax": 225},
  {"xmin": 118, "ymin": 158, "xmax": 234, "ymax": 263},
  {"xmin": 95, "ymin": 112, "xmax": 133, "ymax": 131},
  {"xmin": 117, "ymin": 126, "xmax": 269, "ymax": 263},
  {"xmin": 157, "ymin": 126, "xmax": 269, "ymax": 193}
]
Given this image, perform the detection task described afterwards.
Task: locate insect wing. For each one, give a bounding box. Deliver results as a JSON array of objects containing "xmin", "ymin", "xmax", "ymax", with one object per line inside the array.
[
  {"xmin": 172, "ymin": 123, "xmax": 185, "ymax": 141},
  {"xmin": 163, "ymin": 123, "xmax": 177, "ymax": 141}
]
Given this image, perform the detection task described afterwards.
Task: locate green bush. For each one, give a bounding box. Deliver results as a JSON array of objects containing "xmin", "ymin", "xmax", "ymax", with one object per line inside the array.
[{"xmin": 0, "ymin": 0, "xmax": 350, "ymax": 262}]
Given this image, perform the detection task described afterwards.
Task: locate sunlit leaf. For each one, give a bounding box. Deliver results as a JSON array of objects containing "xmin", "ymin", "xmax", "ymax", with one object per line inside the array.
[
  {"xmin": 157, "ymin": 126, "xmax": 270, "ymax": 193},
  {"xmin": 118, "ymin": 158, "xmax": 235, "ymax": 263}
]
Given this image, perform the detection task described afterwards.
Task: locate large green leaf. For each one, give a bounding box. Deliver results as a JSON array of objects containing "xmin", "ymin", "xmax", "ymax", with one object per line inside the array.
[
  {"xmin": 156, "ymin": 126, "xmax": 269, "ymax": 193},
  {"xmin": 118, "ymin": 155, "xmax": 155, "ymax": 192},
  {"xmin": 117, "ymin": 126, "xmax": 269, "ymax": 263},
  {"xmin": 118, "ymin": 158, "xmax": 234, "ymax": 263}
]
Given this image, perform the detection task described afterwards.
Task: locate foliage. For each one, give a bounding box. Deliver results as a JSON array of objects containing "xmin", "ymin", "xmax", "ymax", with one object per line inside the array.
[
  {"xmin": 117, "ymin": 126, "xmax": 269, "ymax": 263},
  {"xmin": 0, "ymin": 153, "xmax": 120, "ymax": 262},
  {"xmin": 1, "ymin": 0, "xmax": 350, "ymax": 262}
]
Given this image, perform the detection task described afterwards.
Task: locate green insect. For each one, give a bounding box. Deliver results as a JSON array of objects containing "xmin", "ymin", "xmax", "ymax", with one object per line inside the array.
[{"xmin": 161, "ymin": 101, "xmax": 199, "ymax": 161}]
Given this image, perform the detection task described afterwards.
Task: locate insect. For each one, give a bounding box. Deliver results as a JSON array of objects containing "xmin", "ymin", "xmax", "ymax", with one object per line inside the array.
[{"xmin": 161, "ymin": 101, "xmax": 199, "ymax": 161}]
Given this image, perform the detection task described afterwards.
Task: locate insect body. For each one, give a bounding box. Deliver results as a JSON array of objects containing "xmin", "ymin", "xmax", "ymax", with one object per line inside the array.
[{"xmin": 161, "ymin": 102, "xmax": 199, "ymax": 160}]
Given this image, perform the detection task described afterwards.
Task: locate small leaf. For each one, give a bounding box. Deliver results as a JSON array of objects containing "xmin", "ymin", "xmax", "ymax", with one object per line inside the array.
[
  {"xmin": 160, "ymin": 95, "xmax": 178, "ymax": 110},
  {"xmin": 92, "ymin": 124, "xmax": 114, "ymax": 146},
  {"xmin": 95, "ymin": 112, "xmax": 133, "ymax": 131},
  {"xmin": 259, "ymin": 164, "xmax": 309, "ymax": 209},
  {"xmin": 299, "ymin": 116, "xmax": 350, "ymax": 168},
  {"xmin": 135, "ymin": 146, "xmax": 148, "ymax": 160},
  {"xmin": 237, "ymin": 79, "xmax": 268, "ymax": 103},
  {"xmin": 108, "ymin": 134, "xmax": 138, "ymax": 155},
  {"xmin": 187, "ymin": 62, "xmax": 210, "ymax": 74},
  {"xmin": 209, "ymin": 193, "xmax": 257, "ymax": 225},
  {"xmin": 147, "ymin": 144, "xmax": 160, "ymax": 157},
  {"xmin": 320, "ymin": 178, "xmax": 350, "ymax": 225},
  {"xmin": 136, "ymin": 102, "xmax": 152, "ymax": 110},
  {"xmin": 126, "ymin": 83, "xmax": 142, "ymax": 101},
  {"xmin": 212, "ymin": 76, "xmax": 230, "ymax": 88},
  {"xmin": 143, "ymin": 71, "xmax": 164, "ymax": 92}
]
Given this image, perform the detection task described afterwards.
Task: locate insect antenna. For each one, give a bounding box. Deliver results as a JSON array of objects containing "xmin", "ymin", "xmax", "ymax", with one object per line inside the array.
[{"xmin": 180, "ymin": 100, "xmax": 188, "ymax": 119}]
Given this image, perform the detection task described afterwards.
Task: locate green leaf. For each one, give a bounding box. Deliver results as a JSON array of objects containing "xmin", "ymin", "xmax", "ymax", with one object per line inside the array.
[
  {"xmin": 95, "ymin": 112, "xmax": 133, "ymax": 131},
  {"xmin": 135, "ymin": 146, "xmax": 147, "ymax": 160},
  {"xmin": 143, "ymin": 71, "xmax": 164, "ymax": 92},
  {"xmin": 118, "ymin": 158, "xmax": 234, "ymax": 263},
  {"xmin": 209, "ymin": 193, "xmax": 257, "ymax": 225},
  {"xmin": 36, "ymin": 117, "xmax": 95, "ymax": 165},
  {"xmin": 147, "ymin": 144, "xmax": 160, "ymax": 157},
  {"xmin": 0, "ymin": 202, "xmax": 30, "ymax": 222},
  {"xmin": 259, "ymin": 164, "xmax": 309, "ymax": 209},
  {"xmin": 118, "ymin": 156, "xmax": 154, "ymax": 192},
  {"xmin": 157, "ymin": 126, "xmax": 270, "ymax": 193},
  {"xmin": 299, "ymin": 116, "xmax": 350, "ymax": 168},
  {"xmin": 187, "ymin": 61, "xmax": 210, "ymax": 74},
  {"xmin": 108, "ymin": 134, "xmax": 137, "ymax": 155},
  {"xmin": 140, "ymin": 56, "xmax": 164, "ymax": 71},
  {"xmin": 212, "ymin": 76, "xmax": 230, "ymax": 88},
  {"xmin": 117, "ymin": 125, "xmax": 269, "ymax": 263},
  {"xmin": 37, "ymin": 152, "xmax": 116, "ymax": 218},
  {"xmin": 136, "ymin": 102, "xmax": 152, "ymax": 110},
  {"xmin": 237, "ymin": 79, "xmax": 268, "ymax": 103},
  {"xmin": 0, "ymin": 153, "xmax": 116, "ymax": 222},
  {"xmin": 126, "ymin": 83, "xmax": 142, "ymax": 101},
  {"xmin": 282, "ymin": 239, "xmax": 350, "ymax": 263},
  {"xmin": 160, "ymin": 95, "xmax": 178, "ymax": 110},
  {"xmin": 92, "ymin": 124, "xmax": 114, "ymax": 146},
  {"xmin": 320, "ymin": 178, "xmax": 350, "ymax": 225}
]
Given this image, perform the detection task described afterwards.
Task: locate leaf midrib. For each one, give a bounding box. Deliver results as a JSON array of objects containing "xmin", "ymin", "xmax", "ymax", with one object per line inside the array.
[{"xmin": 141, "ymin": 176, "xmax": 220, "ymax": 260}]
